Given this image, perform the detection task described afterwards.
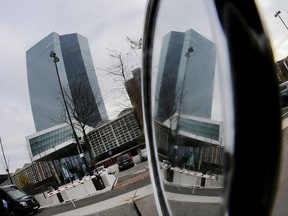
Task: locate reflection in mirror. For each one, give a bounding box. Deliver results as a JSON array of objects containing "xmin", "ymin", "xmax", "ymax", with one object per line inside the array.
[
  {"xmin": 147, "ymin": 1, "xmax": 233, "ymax": 215},
  {"xmin": 255, "ymin": 1, "xmax": 288, "ymax": 215}
]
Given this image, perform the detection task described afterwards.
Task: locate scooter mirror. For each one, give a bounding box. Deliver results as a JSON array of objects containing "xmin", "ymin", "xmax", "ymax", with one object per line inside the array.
[{"xmin": 142, "ymin": 1, "xmax": 282, "ymax": 215}]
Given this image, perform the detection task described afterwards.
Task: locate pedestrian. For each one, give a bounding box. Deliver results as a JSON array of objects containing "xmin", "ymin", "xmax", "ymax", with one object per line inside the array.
[{"xmin": 0, "ymin": 198, "xmax": 9, "ymax": 216}]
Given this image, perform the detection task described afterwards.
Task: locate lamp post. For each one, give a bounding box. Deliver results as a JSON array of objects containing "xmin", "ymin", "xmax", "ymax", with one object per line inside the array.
[
  {"xmin": 50, "ymin": 51, "xmax": 91, "ymax": 176},
  {"xmin": 178, "ymin": 46, "xmax": 194, "ymax": 119},
  {"xmin": 173, "ymin": 46, "xmax": 194, "ymax": 167},
  {"xmin": 275, "ymin": 11, "xmax": 288, "ymax": 31}
]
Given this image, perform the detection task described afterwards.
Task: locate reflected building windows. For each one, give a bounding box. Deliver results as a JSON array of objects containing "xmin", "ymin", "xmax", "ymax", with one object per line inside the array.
[{"xmin": 154, "ymin": 28, "xmax": 223, "ymax": 172}]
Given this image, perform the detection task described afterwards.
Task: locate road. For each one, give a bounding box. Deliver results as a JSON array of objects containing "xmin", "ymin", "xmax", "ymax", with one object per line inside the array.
[{"xmin": 36, "ymin": 161, "xmax": 150, "ymax": 216}]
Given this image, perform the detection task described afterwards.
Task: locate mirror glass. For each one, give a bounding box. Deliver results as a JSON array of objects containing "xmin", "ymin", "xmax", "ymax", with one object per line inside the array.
[
  {"xmin": 255, "ymin": 1, "xmax": 288, "ymax": 215},
  {"xmin": 147, "ymin": 1, "xmax": 233, "ymax": 215},
  {"xmin": 144, "ymin": 0, "xmax": 287, "ymax": 215}
]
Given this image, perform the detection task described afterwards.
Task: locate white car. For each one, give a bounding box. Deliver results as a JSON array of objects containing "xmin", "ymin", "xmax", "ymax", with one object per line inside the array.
[
  {"xmin": 95, "ymin": 166, "xmax": 110, "ymax": 175},
  {"xmin": 139, "ymin": 148, "xmax": 148, "ymax": 161}
]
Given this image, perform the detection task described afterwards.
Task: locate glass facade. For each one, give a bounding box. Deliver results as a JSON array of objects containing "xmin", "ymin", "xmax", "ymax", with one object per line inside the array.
[
  {"xmin": 176, "ymin": 28, "xmax": 216, "ymax": 119},
  {"xmin": 26, "ymin": 32, "xmax": 108, "ymax": 132},
  {"xmin": 155, "ymin": 31, "xmax": 185, "ymax": 122},
  {"xmin": 155, "ymin": 29, "xmax": 216, "ymax": 122},
  {"xmin": 153, "ymin": 28, "xmax": 223, "ymax": 170},
  {"xmin": 26, "ymin": 32, "xmax": 68, "ymax": 131},
  {"xmin": 27, "ymin": 124, "xmax": 74, "ymax": 157},
  {"xmin": 179, "ymin": 115, "xmax": 220, "ymax": 142}
]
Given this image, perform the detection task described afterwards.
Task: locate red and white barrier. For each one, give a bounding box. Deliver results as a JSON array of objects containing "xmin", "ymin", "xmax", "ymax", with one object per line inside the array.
[
  {"xmin": 170, "ymin": 167, "xmax": 215, "ymax": 180},
  {"xmin": 47, "ymin": 175, "xmax": 97, "ymax": 197}
]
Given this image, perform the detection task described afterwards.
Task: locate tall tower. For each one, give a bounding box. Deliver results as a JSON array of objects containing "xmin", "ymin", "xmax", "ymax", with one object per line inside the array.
[
  {"xmin": 26, "ymin": 32, "xmax": 108, "ymax": 132},
  {"xmin": 177, "ymin": 28, "xmax": 216, "ymax": 118},
  {"xmin": 155, "ymin": 31, "xmax": 185, "ymax": 122},
  {"xmin": 155, "ymin": 29, "xmax": 216, "ymax": 122}
]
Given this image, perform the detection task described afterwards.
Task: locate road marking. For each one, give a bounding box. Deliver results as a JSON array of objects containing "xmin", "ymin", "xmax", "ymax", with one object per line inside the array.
[{"xmin": 132, "ymin": 168, "xmax": 146, "ymax": 174}]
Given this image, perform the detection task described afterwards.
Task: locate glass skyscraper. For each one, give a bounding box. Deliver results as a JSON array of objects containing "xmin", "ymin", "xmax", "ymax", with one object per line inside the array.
[
  {"xmin": 155, "ymin": 31, "xmax": 185, "ymax": 122},
  {"xmin": 26, "ymin": 32, "xmax": 108, "ymax": 132},
  {"xmin": 176, "ymin": 28, "xmax": 216, "ymax": 118},
  {"xmin": 155, "ymin": 29, "xmax": 216, "ymax": 121},
  {"xmin": 154, "ymin": 29, "xmax": 221, "ymax": 170}
]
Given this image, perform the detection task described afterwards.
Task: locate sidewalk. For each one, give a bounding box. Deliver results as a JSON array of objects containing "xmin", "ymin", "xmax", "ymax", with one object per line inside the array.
[
  {"xmin": 53, "ymin": 184, "xmax": 157, "ymax": 216},
  {"xmin": 36, "ymin": 174, "xmax": 116, "ymax": 209},
  {"xmin": 40, "ymin": 165, "xmax": 224, "ymax": 215},
  {"xmin": 51, "ymin": 182, "xmax": 223, "ymax": 216}
]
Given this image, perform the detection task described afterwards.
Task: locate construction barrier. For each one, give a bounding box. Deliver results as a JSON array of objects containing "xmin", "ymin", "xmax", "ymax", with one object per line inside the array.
[
  {"xmin": 170, "ymin": 167, "xmax": 215, "ymax": 180},
  {"xmin": 47, "ymin": 175, "xmax": 97, "ymax": 198}
]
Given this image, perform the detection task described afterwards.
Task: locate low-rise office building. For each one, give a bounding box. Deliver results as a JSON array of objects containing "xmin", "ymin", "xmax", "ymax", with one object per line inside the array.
[{"xmin": 88, "ymin": 108, "xmax": 143, "ymax": 167}]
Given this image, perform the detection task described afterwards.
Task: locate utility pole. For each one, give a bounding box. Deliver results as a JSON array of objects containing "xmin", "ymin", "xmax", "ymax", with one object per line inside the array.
[{"xmin": 0, "ymin": 137, "xmax": 13, "ymax": 184}]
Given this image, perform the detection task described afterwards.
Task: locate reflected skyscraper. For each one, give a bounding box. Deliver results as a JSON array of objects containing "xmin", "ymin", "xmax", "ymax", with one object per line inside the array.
[
  {"xmin": 26, "ymin": 32, "xmax": 108, "ymax": 132},
  {"xmin": 177, "ymin": 28, "xmax": 216, "ymax": 118},
  {"xmin": 154, "ymin": 29, "xmax": 221, "ymax": 170},
  {"xmin": 155, "ymin": 29, "xmax": 216, "ymax": 121},
  {"xmin": 155, "ymin": 31, "xmax": 185, "ymax": 122}
]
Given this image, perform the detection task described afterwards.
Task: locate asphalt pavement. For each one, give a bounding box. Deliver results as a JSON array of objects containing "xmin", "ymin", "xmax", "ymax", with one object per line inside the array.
[{"xmin": 36, "ymin": 173, "xmax": 152, "ymax": 216}]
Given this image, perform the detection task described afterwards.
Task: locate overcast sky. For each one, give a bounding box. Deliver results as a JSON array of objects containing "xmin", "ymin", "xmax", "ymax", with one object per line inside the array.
[{"xmin": 0, "ymin": 0, "xmax": 288, "ymax": 174}]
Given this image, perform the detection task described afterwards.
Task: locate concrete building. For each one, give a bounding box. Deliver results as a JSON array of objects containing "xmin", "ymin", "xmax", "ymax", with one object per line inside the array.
[
  {"xmin": 0, "ymin": 161, "xmax": 54, "ymax": 188},
  {"xmin": 125, "ymin": 67, "xmax": 143, "ymax": 129},
  {"xmin": 88, "ymin": 108, "xmax": 142, "ymax": 167}
]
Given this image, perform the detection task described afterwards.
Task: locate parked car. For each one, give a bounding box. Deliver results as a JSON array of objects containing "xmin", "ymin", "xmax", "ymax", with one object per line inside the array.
[
  {"xmin": 96, "ymin": 166, "xmax": 111, "ymax": 175},
  {"xmin": 117, "ymin": 154, "xmax": 135, "ymax": 171},
  {"xmin": 139, "ymin": 148, "xmax": 148, "ymax": 161},
  {"xmin": 0, "ymin": 185, "xmax": 40, "ymax": 216}
]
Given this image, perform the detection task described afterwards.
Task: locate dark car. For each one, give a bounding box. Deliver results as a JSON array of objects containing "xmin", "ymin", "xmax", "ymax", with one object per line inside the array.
[
  {"xmin": 117, "ymin": 154, "xmax": 135, "ymax": 171},
  {"xmin": 0, "ymin": 185, "xmax": 40, "ymax": 216}
]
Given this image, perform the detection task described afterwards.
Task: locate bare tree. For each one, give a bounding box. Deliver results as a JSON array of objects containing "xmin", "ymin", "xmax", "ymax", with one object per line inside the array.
[
  {"xmin": 101, "ymin": 37, "xmax": 142, "ymax": 112},
  {"xmin": 105, "ymin": 47, "xmax": 133, "ymax": 83},
  {"xmin": 54, "ymin": 79, "xmax": 105, "ymax": 156},
  {"xmin": 126, "ymin": 36, "xmax": 142, "ymax": 50}
]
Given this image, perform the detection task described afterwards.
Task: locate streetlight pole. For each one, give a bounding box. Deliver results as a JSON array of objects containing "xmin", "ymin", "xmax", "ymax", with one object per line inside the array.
[
  {"xmin": 50, "ymin": 51, "xmax": 91, "ymax": 176},
  {"xmin": 173, "ymin": 46, "xmax": 194, "ymax": 167},
  {"xmin": 0, "ymin": 137, "xmax": 13, "ymax": 184},
  {"xmin": 275, "ymin": 11, "xmax": 288, "ymax": 31}
]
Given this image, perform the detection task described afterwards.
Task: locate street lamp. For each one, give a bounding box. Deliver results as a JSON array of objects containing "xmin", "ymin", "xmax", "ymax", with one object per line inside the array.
[
  {"xmin": 50, "ymin": 51, "xmax": 91, "ymax": 176},
  {"xmin": 275, "ymin": 10, "xmax": 288, "ymax": 31},
  {"xmin": 173, "ymin": 46, "xmax": 194, "ymax": 167}
]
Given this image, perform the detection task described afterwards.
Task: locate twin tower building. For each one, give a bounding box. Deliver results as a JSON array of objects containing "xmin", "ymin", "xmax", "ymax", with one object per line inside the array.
[
  {"xmin": 26, "ymin": 32, "xmax": 108, "ymax": 132},
  {"xmin": 26, "ymin": 32, "xmax": 108, "ymax": 161}
]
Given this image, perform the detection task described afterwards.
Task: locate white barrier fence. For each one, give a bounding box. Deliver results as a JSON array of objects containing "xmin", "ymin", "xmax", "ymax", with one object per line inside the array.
[
  {"xmin": 35, "ymin": 174, "xmax": 116, "ymax": 208},
  {"xmin": 162, "ymin": 166, "xmax": 224, "ymax": 189},
  {"xmin": 47, "ymin": 175, "xmax": 98, "ymax": 198}
]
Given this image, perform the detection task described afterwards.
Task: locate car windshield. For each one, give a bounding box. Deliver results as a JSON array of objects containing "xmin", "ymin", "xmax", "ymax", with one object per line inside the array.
[
  {"xmin": 118, "ymin": 155, "xmax": 129, "ymax": 162},
  {"xmin": 6, "ymin": 187, "xmax": 27, "ymax": 199}
]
